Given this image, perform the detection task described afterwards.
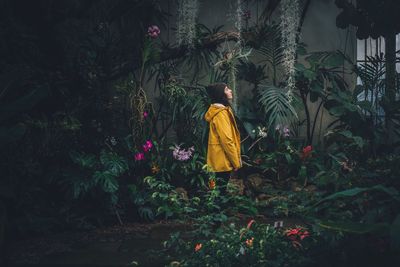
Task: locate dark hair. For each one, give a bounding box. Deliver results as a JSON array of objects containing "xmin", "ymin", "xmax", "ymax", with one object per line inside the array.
[{"xmin": 205, "ymin": 82, "xmax": 230, "ymax": 106}]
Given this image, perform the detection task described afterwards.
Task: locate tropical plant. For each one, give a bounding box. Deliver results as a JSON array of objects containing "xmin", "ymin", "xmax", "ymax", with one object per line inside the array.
[
  {"xmin": 61, "ymin": 149, "xmax": 129, "ymax": 225},
  {"xmin": 163, "ymin": 219, "xmax": 314, "ymax": 267},
  {"xmin": 258, "ymin": 85, "xmax": 299, "ymax": 131}
]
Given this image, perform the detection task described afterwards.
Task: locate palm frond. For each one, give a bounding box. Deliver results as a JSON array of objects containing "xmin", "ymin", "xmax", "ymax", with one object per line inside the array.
[
  {"xmin": 258, "ymin": 85, "xmax": 298, "ymax": 129},
  {"xmin": 257, "ymin": 24, "xmax": 284, "ymax": 67}
]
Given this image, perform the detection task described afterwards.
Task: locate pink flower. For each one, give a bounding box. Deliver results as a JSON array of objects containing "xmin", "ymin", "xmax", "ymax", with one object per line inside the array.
[
  {"xmin": 143, "ymin": 140, "xmax": 153, "ymax": 152},
  {"xmin": 283, "ymin": 126, "xmax": 290, "ymax": 137},
  {"xmin": 172, "ymin": 144, "xmax": 194, "ymax": 161},
  {"xmin": 143, "ymin": 111, "xmax": 148, "ymax": 118},
  {"xmin": 134, "ymin": 152, "xmax": 145, "ymax": 161},
  {"xmin": 147, "ymin": 25, "xmax": 160, "ymax": 38}
]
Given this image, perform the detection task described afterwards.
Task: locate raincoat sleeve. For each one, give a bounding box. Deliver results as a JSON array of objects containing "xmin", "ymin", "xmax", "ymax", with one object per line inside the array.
[{"xmin": 211, "ymin": 111, "xmax": 241, "ymax": 169}]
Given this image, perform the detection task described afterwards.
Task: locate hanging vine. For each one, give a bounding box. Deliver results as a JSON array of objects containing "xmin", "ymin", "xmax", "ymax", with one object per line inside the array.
[
  {"xmin": 177, "ymin": 0, "xmax": 199, "ymax": 49},
  {"xmin": 280, "ymin": 0, "xmax": 301, "ymax": 102}
]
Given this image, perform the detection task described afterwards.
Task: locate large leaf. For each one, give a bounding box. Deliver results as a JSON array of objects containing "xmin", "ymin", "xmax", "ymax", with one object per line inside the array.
[
  {"xmin": 100, "ymin": 150, "xmax": 128, "ymax": 176},
  {"xmin": 258, "ymin": 85, "xmax": 298, "ymax": 129},
  {"xmin": 69, "ymin": 151, "xmax": 97, "ymax": 169},
  {"xmin": 316, "ymin": 220, "xmax": 390, "ymax": 235},
  {"xmin": 314, "ymin": 185, "xmax": 400, "ymax": 207},
  {"xmin": 93, "ymin": 171, "xmax": 119, "ymax": 193},
  {"xmin": 257, "ymin": 24, "xmax": 284, "ymax": 68},
  {"xmin": 242, "ymin": 121, "xmax": 257, "ymax": 139}
]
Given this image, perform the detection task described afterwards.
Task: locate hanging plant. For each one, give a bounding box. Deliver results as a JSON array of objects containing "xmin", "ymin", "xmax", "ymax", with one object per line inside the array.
[
  {"xmin": 177, "ymin": 0, "xmax": 199, "ymax": 49},
  {"xmin": 235, "ymin": 0, "xmax": 244, "ymax": 44},
  {"xmin": 280, "ymin": 0, "xmax": 301, "ymax": 102}
]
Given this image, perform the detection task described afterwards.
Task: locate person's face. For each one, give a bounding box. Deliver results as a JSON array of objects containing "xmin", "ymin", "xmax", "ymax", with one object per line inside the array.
[{"xmin": 224, "ymin": 86, "xmax": 233, "ymax": 100}]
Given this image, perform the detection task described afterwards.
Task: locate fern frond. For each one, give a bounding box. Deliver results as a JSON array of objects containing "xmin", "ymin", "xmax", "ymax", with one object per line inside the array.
[{"xmin": 258, "ymin": 85, "xmax": 298, "ymax": 129}]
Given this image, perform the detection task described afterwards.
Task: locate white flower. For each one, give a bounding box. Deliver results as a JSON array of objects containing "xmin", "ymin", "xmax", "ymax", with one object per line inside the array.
[
  {"xmin": 110, "ymin": 136, "xmax": 117, "ymax": 146},
  {"xmin": 256, "ymin": 126, "xmax": 268, "ymax": 138}
]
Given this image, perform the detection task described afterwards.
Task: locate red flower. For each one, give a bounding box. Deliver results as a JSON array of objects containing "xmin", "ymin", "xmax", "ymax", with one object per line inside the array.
[
  {"xmin": 300, "ymin": 230, "xmax": 310, "ymax": 240},
  {"xmin": 208, "ymin": 179, "xmax": 216, "ymax": 190},
  {"xmin": 286, "ymin": 228, "xmax": 300, "ymax": 236},
  {"xmin": 194, "ymin": 243, "xmax": 202, "ymax": 252},
  {"xmin": 300, "ymin": 145, "xmax": 313, "ymax": 160},
  {"xmin": 285, "ymin": 227, "xmax": 310, "ymax": 244}
]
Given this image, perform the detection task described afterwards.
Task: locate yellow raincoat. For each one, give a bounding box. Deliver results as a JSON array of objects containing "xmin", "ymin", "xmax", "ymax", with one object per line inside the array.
[{"xmin": 204, "ymin": 104, "xmax": 242, "ymax": 172}]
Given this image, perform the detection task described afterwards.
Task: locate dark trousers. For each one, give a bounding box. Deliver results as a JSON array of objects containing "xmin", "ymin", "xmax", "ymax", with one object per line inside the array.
[{"xmin": 215, "ymin": 171, "xmax": 231, "ymax": 194}]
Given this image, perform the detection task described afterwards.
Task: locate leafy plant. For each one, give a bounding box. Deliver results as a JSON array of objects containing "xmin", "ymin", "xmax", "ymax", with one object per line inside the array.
[
  {"xmin": 163, "ymin": 219, "xmax": 314, "ymax": 267},
  {"xmin": 61, "ymin": 149, "xmax": 128, "ymax": 225},
  {"xmin": 258, "ymin": 84, "xmax": 299, "ymax": 130}
]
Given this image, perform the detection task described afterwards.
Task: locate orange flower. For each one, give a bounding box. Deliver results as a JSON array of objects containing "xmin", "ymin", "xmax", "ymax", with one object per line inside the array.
[
  {"xmin": 151, "ymin": 164, "xmax": 160, "ymax": 174},
  {"xmin": 194, "ymin": 243, "xmax": 202, "ymax": 252},
  {"xmin": 240, "ymin": 219, "xmax": 256, "ymax": 239},
  {"xmin": 208, "ymin": 178, "xmax": 216, "ymax": 190},
  {"xmin": 245, "ymin": 237, "xmax": 254, "ymax": 247}
]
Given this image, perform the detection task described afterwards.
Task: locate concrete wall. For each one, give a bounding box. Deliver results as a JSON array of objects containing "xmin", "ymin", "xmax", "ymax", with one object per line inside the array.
[
  {"xmin": 153, "ymin": 0, "xmax": 357, "ymax": 144},
  {"xmin": 298, "ymin": 0, "xmax": 357, "ymax": 144}
]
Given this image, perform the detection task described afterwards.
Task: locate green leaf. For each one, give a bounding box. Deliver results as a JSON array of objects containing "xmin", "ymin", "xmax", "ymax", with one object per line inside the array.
[
  {"xmin": 323, "ymin": 53, "xmax": 344, "ymax": 67},
  {"xmin": 317, "ymin": 220, "xmax": 390, "ymax": 235},
  {"xmin": 100, "ymin": 150, "xmax": 128, "ymax": 175},
  {"xmin": 243, "ymin": 121, "xmax": 257, "ymax": 139},
  {"xmin": 258, "ymin": 85, "xmax": 298, "ymax": 129},
  {"xmin": 329, "ymin": 106, "xmax": 347, "ymax": 116},
  {"xmin": 69, "ymin": 151, "xmax": 97, "ymax": 169},
  {"xmin": 303, "ymin": 69, "xmax": 316, "ymax": 80},
  {"xmin": 314, "ymin": 185, "xmax": 400, "ymax": 207},
  {"xmin": 93, "ymin": 171, "xmax": 119, "ymax": 193},
  {"xmin": 295, "ymin": 63, "xmax": 306, "ymax": 71}
]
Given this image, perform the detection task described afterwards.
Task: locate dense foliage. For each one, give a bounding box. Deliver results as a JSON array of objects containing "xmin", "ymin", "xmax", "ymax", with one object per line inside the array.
[{"xmin": 1, "ymin": 0, "xmax": 400, "ymax": 266}]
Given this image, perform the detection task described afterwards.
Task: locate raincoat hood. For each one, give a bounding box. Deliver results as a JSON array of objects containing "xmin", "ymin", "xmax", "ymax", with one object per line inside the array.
[{"xmin": 204, "ymin": 104, "xmax": 228, "ymax": 122}]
